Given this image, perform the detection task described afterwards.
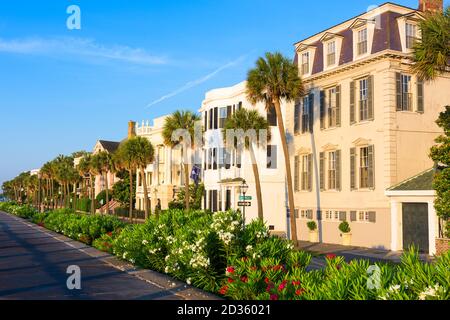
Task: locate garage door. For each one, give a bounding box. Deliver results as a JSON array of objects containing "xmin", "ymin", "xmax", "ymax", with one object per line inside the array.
[{"xmin": 402, "ymin": 203, "xmax": 429, "ymax": 253}]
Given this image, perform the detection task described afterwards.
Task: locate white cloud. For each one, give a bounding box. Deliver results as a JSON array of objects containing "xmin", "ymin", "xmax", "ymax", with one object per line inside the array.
[
  {"xmin": 0, "ymin": 37, "xmax": 167, "ymax": 65},
  {"xmin": 145, "ymin": 54, "xmax": 248, "ymax": 108}
]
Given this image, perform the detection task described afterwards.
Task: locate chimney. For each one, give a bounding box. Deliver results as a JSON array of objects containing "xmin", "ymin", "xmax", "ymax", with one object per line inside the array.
[
  {"xmin": 418, "ymin": 0, "xmax": 443, "ymax": 12},
  {"xmin": 128, "ymin": 120, "xmax": 136, "ymax": 139}
]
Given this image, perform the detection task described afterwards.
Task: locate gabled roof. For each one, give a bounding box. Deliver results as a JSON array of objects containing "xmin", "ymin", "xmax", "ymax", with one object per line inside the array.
[
  {"xmin": 98, "ymin": 140, "xmax": 120, "ymax": 153},
  {"xmin": 388, "ymin": 168, "xmax": 435, "ymax": 191}
]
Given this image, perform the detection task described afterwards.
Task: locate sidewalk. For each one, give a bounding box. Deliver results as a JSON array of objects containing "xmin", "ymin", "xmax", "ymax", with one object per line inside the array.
[{"xmin": 297, "ymin": 241, "xmax": 434, "ymax": 264}]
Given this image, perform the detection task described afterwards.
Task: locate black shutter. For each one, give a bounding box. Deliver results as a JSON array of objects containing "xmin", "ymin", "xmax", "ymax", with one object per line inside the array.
[
  {"xmin": 209, "ymin": 109, "xmax": 213, "ymax": 129},
  {"xmin": 320, "ymin": 152, "xmax": 325, "ymax": 191},
  {"xmin": 368, "ymin": 145, "xmax": 375, "ymax": 189},
  {"xmin": 214, "ymin": 107, "xmax": 218, "ymax": 129},
  {"xmin": 213, "ymin": 148, "xmax": 218, "ymax": 170},
  {"xmin": 316, "ymin": 210, "xmax": 322, "ymax": 221},
  {"xmin": 350, "ymin": 211, "xmax": 357, "ymax": 222},
  {"xmin": 203, "ymin": 189, "xmax": 207, "ymax": 210},
  {"xmin": 309, "ymin": 93, "xmax": 314, "ymax": 132},
  {"xmin": 396, "ymin": 73, "xmax": 402, "ymax": 111},
  {"xmin": 294, "ymin": 155, "xmax": 300, "ymax": 192},
  {"xmin": 212, "ymin": 190, "xmax": 218, "ymax": 212},
  {"xmin": 350, "ymin": 148, "xmax": 356, "ymax": 190},
  {"xmin": 227, "ymin": 105, "xmax": 232, "ymax": 119},
  {"xmin": 368, "ymin": 76, "xmax": 374, "ymax": 120},
  {"xmin": 417, "ymin": 80, "xmax": 424, "ymax": 113},
  {"xmin": 369, "ymin": 211, "xmax": 377, "ymax": 223},
  {"xmin": 350, "ymin": 81, "xmax": 356, "ymax": 124},
  {"xmin": 204, "ymin": 111, "xmax": 208, "ymax": 131},
  {"xmin": 336, "ymin": 150, "xmax": 341, "ymax": 191},
  {"xmin": 336, "ymin": 85, "xmax": 341, "ymax": 126},
  {"xmin": 294, "ymin": 102, "xmax": 300, "ymax": 134},
  {"xmin": 308, "ymin": 154, "xmax": 313, "ymax": 191},
  {"xmin": 208, "ymin": 190, "xmax": 212, "ymax": 211},
  {"xmin": 320, "ymin": 90, "xmax": 325, "ymax": 129}
]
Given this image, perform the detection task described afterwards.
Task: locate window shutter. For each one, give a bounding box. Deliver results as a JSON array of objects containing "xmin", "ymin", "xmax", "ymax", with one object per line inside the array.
[
  {"xmin": 308, "ymin": 154, "xmax": 313, "ymax": 191},
  {"xmin": 396, "ymin": 73, "xmax": 402, "ymax": 111},
  {"xmin": 350, "ymin": 81, "xmax": 356, "ymax": 124},
  {"xmin": 350, "ymin": 148, "xmax": 356, "ymax": 190},
  {"xmin": 204, "ymin": 111, "xmax": 208, "ymax": 131},
  {"xmin": 214, "ymin": 107, "xmax": 218, "ymax": 129},
  {"xmin": 368, "ymin": 76, "xmax": 374, "ymax": 120},
  {"xmin": 309, "ymin": 93, "xmax": 315, "ymax": 133},
  {"xmin": 320, "ymin": 91, "xmax": 325, "ymax": 129},
  {"xmin": 320, "ymin": 152, "xmax": 325, "ymax": 191},
  {"xmin": 350, "ymin": 211, "xmax": 357, "ymax": 222},
  {"xmin": 212, "ymin": 190, "xmax": 218, "ymax": 213},
  {"xmin": 209, "ymin": 110, "xmax": 213, "ymax": 129},
  {"xmin": 339, "ymin": 211, "xmax": 347, "ymax": 221},
  {"xmin": 369, "ymin": 211, "xmax": 377, "ymax": 223},
  {"xmin": 336, "ymin": 150, "xmax": 341, "ymax": 191},
  {"xmin": 336, "ymin": 85, "xmax": 341, "ymax": 126},
  {"xmin": 316, "ymin": 210, "xmax": 322, "ymax": 221},
  {"xmin": 307, "ymin": 210, "xmax": 313, "ymax": 220},
  {"xmin": 368, "ymin": 145, "xmax": 375, "ymax": 189},
  {"xmin": 294, "ymin": 156, "xmax": 300, "ymax": 192},
  {"xmin": 417, "ymin": 80, "xmax": 424, "ymax": 113},
  {"xmin": 294, "ymin": 102, "xmax": 300, "ymax": 134},
  {"xmin": 227, "ymin": 105, "xmax": 232, "ymax": 118}
]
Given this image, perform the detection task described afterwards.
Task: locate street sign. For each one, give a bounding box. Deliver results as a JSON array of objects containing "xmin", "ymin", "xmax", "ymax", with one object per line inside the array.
[
  {"xmin": 238, "ymin": 201, "xmax": 251, "ymax": 207},
  {"xmin": 239, "ymin": 196, "xmax": 252, "ymax": 201}
]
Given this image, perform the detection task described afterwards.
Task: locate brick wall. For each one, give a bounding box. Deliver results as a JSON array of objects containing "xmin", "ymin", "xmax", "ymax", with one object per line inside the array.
[{"xmin": 436, "ymin": 238, "xmax": 449, "ymax": 256}]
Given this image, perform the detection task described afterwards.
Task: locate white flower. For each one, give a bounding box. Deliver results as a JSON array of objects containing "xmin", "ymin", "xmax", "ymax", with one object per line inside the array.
[
  {"xmin": 165, "ymin": 266, "xmax": 170, "ymax": 274},
  {"xmin": 123, "ymin": 252, "xmax": 128, "ymax": 259},
  {"xmin": 246, "ymin": 245, "xmax": 253, "ymax": 252},
  {"xmin": 142, "ymin": 240, "xmax": 148, "ymax": 245},
  {"xmin": 186, "ymin": 278, "xmax": 192, "ymax": 285},
  {"xmin": 165, "ymin": 255, "xmax": 170, "ymax": 262}
]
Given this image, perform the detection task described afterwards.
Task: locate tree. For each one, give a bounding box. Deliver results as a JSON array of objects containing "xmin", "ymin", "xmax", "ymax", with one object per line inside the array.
[
  {"xmin": 77, "ymin": 154, "xmax": 97, "ymax": 215},
  {"xmin": 430, "ymin": 106, "xmax": 450, "ymax": 237},
  {"xmin": 412, "ymin": 7, "xmax": 450, "ymax": 81},
  {"xmin": 223, "ymin": 108, "xmax": 271, "ymax": 220},
  {"xmin": 112, "ymin": 170, "xmax": 134, "ymax": 207},
  {"xmin": 92, "ymin": 151, "xmax": 115, "ymax": 214},
  {"xmin": 162, "ymin": 110, "xmax": 201, "ymax": 211},
  {"xmin": 247, "ymin": 52, "xmax": 304, "ymax": 243}
]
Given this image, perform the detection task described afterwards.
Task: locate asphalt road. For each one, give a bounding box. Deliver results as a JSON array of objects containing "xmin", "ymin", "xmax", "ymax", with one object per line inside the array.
[{"xmin": 0, "ymin": 211, "xmax": 183, "ymax": 300}]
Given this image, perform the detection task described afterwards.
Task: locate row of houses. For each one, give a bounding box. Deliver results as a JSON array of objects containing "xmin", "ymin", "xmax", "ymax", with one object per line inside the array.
[{"xmin": 84, "ymin": 0, "xmax": 448, "ymax": 255}]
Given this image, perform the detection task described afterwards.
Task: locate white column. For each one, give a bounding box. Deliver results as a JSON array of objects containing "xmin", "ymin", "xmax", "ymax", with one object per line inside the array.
[
  {"xmin": 390, "ymin": 200, "xmax": 399, "ymax": 251},
  {"xmin": 428, "ymin": 200, "xmax": 437, "ymax": 256}
]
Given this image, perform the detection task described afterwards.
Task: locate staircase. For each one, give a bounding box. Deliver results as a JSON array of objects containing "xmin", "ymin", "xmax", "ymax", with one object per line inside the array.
[{"xmin": 99, "ymin": 200, "xmax": 121, "ymax": 215}]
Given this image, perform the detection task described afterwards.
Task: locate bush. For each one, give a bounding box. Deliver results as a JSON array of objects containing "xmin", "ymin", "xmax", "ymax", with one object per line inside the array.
[
  {"xmin": 307, "ymin": 221, "xmax": 317, "ymax": 231},
  {"xmin": 76, "ymin": 197, "xmax": 91, "ymax": 213},
  {"xmin": 96, "ymin": 190, "xmax": 112, "ymax": 209},
  {"xmin": 339, "ymin": 221, "xmax": 351, "ymax": 234}
]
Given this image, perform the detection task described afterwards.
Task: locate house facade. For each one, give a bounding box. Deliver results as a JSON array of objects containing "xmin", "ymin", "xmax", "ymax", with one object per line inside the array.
[
  {"xmin": 200, "ymin": 81, "xmax": 288, "ymax": 232},
  {"xmin": 134, "ymin": 117, "xmax": 186, "ymax": 212},
  {"xmin": 92, "ymin": 140, "xmax": 120, "ymax": 197},
  {"xmin": 289, "ymin": 0, "xmax": 449, "ymax": 253}
]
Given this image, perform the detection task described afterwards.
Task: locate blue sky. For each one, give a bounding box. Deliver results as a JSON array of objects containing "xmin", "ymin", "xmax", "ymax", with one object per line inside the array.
[{"xmin": 0, "ymin": 0, "xmax": 443, "ymax": 187}]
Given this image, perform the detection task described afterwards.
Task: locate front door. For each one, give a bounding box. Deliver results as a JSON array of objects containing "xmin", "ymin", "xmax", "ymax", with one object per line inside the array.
[
  {"xmin": 225, "ymin": 189, "xmax": 231, "ymax": 211},
  {"xmin": 402, "ymin": 203, "xmax": 429, "ymax": 253}
]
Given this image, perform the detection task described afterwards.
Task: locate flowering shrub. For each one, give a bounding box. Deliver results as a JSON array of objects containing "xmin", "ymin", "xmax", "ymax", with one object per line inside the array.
[{"xmin": 0, "ymin": 202, "xmax": 37, "ymax": 219}]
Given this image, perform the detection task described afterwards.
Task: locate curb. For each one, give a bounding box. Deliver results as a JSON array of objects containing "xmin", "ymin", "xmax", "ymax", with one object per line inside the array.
[{"xmin": 3, "ymin": 211, "xmax": 222, "ymax": 301}]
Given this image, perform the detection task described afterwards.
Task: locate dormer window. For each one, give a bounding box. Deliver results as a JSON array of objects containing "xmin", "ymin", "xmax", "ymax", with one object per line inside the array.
[
  {"xmin": 301, "ymin": 52, "xmax": 310, "ymax": 75},
  {"xmin": 406, "ymin": 23, "xmax": 417, "ymax": 49},
  {"xmin": 327, "ymin": 41, "xmax": 336, "ymax": 66},
  {"xmin": 357, "ymin": 29, "xmax": 368, "ymax": 55}
]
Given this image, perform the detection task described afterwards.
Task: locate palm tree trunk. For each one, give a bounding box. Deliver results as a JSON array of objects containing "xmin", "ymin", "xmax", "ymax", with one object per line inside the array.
[
  {"xmin": 140, "ymin": 168, "xmax": 150, "ymax": 220},
  {"xmin": 104, "ymin": 173, "xmax": 109, "ymax": 215},
  {"xmin": 90, "ymin": 175, "xmax": 95, "ymax": 215},
  {"xmin": 51, "ymin": 179, "xmax": 54, "ymax": 209},
  {"xmin": 249, "ymin": 145, "xmax": 264, "ymax": 221},
  {"xmin": 73, "ymin": 183, "xmax": 77, "ymax": 211},
  {"xmin": 184, "ymin": 163, "xmax": 190, "ymax": 211},
  {"xmin": 129, "ymin": 169, "xmax": 134, "ymax": 222},
  {"xmin": 273, "ymin": 99, "xmax": 298, "ymax": 244}
]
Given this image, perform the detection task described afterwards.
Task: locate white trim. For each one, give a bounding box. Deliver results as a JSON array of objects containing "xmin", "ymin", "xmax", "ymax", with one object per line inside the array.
[
  {"xmin": 385, "ymin": 190, "xmax": 435, "ymax": 197},
  {"xmin": 390, "ymin": 200, "xmax": 399, "ymax": 251}
]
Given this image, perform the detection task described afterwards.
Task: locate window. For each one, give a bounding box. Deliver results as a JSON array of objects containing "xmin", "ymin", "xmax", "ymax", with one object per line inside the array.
[
  {"xmin": 398, "ymin": 74, "xmax": 412, "ymax": 111},
  {"xmin": 147, "ymin": 173, "xmax": 152, "ymax": 186},
  {"xmin": 301, "ymin": 95, "xmax": 310, "ymax": 133},
  {"xmin": 214, "ymin": 107, "xmax": 218, "ymax": 129},
  {"xmin": 328, "ymin": 88, "xmax": 337, "ymax": 127},
  {"xmin": 357, "ymin": 29, "xmax": 368, "ymax": 55},
  {"xmin": 267, "ymin": 145, "xmax": 277, "ymax": 169},
  {"xmin": 301, "ymin": 52, "xmax": 310, "ymax": 75},
  {"xmin": 406, "ymin": 23, "xmax": 417, "ymax": 49},
  {"xmin": 219, "ymin": 107, "xmax": 228, "ymax": 128},
  {"xmin": 301, "ymin": 155, "xmax": 312, "ymax": 191},
  {"xmin": 360, "ymin": 147, "xmax": 369, "ymax": 188},
  {"xmin": 327, "ymin": 41, "xmax": 336, "ymax": 66},
  {"xmin": 267, "ymin": 104, "xmax": 277, "ymax": 126},
  {"xmin": 358, "ymin": 211, "xmax": 370, "ymax": 222},
  {"xmin": 294, "ymin": 156, "xmax": 300, "ymax": 192},
  {"xmin": 294, "ymin": 101, "xmax": 301, "ymax": 134},
  {"xmin": 359, "ymin": 78, "xmax": 369, "ymax": 121},
  {"xmin": 328, "ymin": 151, "xmax": 337, "ymax": 190}
]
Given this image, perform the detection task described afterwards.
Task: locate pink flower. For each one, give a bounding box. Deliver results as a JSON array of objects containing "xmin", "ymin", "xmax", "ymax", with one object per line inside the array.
[
  {"xmin": 264, "ymin": 277, "xmax": 270, "ymax": 284},
  {"xmin": 241, "ymin": 276, "xmax": 248, "ymax": 283},
  {"xmin": 278, "ymin": 280, "xmax": 288, "ymax": 292},
  {"xmin": 326, "ymin": 254, "xmax": 337, "ymax": 260},
  {"xmin": 292, "ymin": 280, "xmax": 301, "ymax": 286},
  {"xmin": 219, "ymin": 286, "xmax": 229, "ymax": 295},
  {"xmin": 226, "ymin": 267, "xmax": 235, "ymax": 274},
  {"xmin": 295, "ymin": 289, "xmax": 305, "ymax": 296},
  {"xmin": 227, "ymin": 278, "xmax": 234, "ymax": 283},
  {"xmin": 270, "ymin": 294, "xmax": 279, "ymax": 301}
]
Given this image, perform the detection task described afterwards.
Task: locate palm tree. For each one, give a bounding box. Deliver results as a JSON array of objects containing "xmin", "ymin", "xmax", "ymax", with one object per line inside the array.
[
  {"xmin": 162, "ymin": 110, "xmax": 201, "ymax": 211},
  {"xmin": 247, "ymin": 52, "xmax": 304, "ymax": 244},
  {"xmin": 412, "ymin": 7, "xmax": 449, "ymax": 81},
  {"xmin": 77, "ymin": 154, "xmax": 96, "ymax": 214},
  {"xmin": 115, "ymin": 140, "xmax": 139, "ymax": 221},
  {"xmin": 93, "ymin": 151, "xmax": 115, "ymax": 214},
  {"xmin": 224, "ymin": 108, "xmax": 271, "ymax": 220}
]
